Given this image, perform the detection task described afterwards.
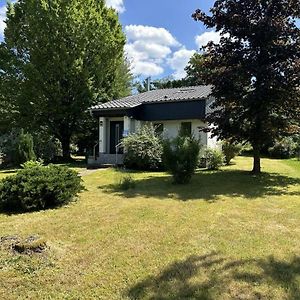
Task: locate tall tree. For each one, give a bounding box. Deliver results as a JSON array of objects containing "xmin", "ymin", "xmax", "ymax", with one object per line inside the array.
[
  {"xmin": 185, "ymin": 53, "xmax": 210, "ymax": 86},
  {"xmin": 193, "ymin": 0, "xmax": 300, "ymax": 173},
  {"xmin": 3, "ymin": 0, "xmax": 131, "ymax": 159}
]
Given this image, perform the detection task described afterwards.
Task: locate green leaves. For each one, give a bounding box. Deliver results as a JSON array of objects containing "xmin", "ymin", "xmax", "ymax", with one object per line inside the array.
[
  {"xmin": 0, "ymin": 164, "xmax": 84, "ymax": 213},
  {"xmin": 193, "ymin": 0, "xmax": 300, "ymax": 172},
  {"xmin": 1, "ymin": 0, "xmax": 132, "ymax": 157}
]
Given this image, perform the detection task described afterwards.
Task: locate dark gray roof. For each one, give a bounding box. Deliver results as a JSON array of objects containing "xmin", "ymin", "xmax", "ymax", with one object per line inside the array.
[{"xmin": 91, "ymin": 85, "xmax": 212, "ymax": 110}]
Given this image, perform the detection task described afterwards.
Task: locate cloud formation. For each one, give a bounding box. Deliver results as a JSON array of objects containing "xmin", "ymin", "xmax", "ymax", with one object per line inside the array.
[
  {"xmin": 106, "ymin": 0, "xmax": 125, "ymax": 13},
  {"xmin": 195, "ymin": 31, "xmax": 222, "ymax": 49},
  {"xmin": 167, "ymin": 48, "xmax": 196, "ymax": 79},
  {"xmin": 125, "ymin": 25, "xmax": 181, "ymax": 77},
  {"xmin": 0, "ymin": 5, "xmax": 7, "ymax": 39}
]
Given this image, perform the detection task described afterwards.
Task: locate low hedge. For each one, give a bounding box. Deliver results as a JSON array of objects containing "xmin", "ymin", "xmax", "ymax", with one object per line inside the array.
[{"xmin": 0, "ymin": 163, "xmax": 84, "ymax": 213}]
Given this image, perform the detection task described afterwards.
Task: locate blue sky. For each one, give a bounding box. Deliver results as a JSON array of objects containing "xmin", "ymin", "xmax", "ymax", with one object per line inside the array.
[{"xmin": 1, "ymin": 0, "xmax": 299, "ymax": 81}]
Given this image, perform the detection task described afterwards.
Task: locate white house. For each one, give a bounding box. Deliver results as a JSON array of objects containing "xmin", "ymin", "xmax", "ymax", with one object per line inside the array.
[{"xmin": 88, "ymin": 85, "xmax": 218, "ymax": 166}]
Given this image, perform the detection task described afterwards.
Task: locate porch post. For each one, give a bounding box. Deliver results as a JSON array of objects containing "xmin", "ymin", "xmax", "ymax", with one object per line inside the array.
[
  {"xmin": 99, "ymin": 117, "xmax": 107, "ymax": 154},
  {"xmin": 124, "ymin": 116, "xmax": 130, "ymax": 136}
]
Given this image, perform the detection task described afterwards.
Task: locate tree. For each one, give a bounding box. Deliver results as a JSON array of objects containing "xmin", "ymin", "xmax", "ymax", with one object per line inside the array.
[
  {"xmin": 193, "ymin": 0, "xmax": 300, "ymax": 173},
  {"xmin": 16, "ymin": 130, "xmax": 36, "ymax": 165},
  {"xmin": 3, "ymin": 0, "xmax": 131, "ymax": 160},
  {"xmin": 185, "ymin": 53, "xmax": 210, "ymax": 86},
  {"xmin": 0, "ymin": 44, "xmax": 21, "ymax": 134}
]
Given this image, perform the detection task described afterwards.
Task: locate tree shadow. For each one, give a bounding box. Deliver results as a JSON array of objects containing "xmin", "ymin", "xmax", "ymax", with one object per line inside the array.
[
  {"xmin": 0, "ymin": 169, "xmax": 18, "ymax": 175},
  {"xmin": 126, "ymin": 252, "xmax": 300, "ymax": 300},
  {"xmin": 100, "ymin": 170, "xmax": 300, "ymax": 201}
]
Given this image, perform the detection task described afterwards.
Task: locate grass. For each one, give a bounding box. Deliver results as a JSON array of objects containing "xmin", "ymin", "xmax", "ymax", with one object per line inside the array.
[{"xmin": 0, "ymin": 156, "xmax": 300, "ymax": 299}]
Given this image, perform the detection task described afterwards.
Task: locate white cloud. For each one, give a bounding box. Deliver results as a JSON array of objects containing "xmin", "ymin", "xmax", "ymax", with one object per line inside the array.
[
  {"xmin": 105, "ymin": 0, "xmax": 125, "ymax": 13},
  {"xmin": 125, "ymin": 25, "xmax": 180, "ymax": 47},
  {"xmin": 125, "ymin": 25, "xmax": 181, "ymax": 77},
  {"xmin": 167, "ymin": 48, "xmax": 195, "ymax": 79},
  {"xmin": 195, "ymin": 31, "xmax": 222, "ymax": 49},
  {"xmin": 133, "ymin": 41, "xmax": 172, "ymax": 60},
  {"xmin": 0, "ymin": 5, "xmax": 7, "ymax": 39},
  {"xmin": 131, "ymin": 61, "xmax": 164, "ymax": 77}
]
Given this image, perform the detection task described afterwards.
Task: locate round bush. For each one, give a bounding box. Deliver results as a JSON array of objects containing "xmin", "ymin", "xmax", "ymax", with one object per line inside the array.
[
  {"xmin": 206, "ymin": 148, "xmax": 224, "ymax": 170},
  {"xmin": 0, "ymin": 164, "xmax": 84, "ymax": 213},
  {"xmin": 222, "ymin": 141, "xmax": 242, "ymax": 165},
  {"xmin": 268, "ymin": 137, "xmax": 298, "ymax": 159},
  {"xmin": 122, "ymin": 124, "xmax": 163, "ymax": 170},
  {"xmin": 163, "ymin": 135, "xmax": 201, "ymax": 184}
]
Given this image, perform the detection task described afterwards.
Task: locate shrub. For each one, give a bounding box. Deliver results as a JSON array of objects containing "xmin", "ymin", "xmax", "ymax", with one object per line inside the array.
[
  {"xmin": 16, "ymin": 130, "xmax": 36, "ymax": 165},
  {"xmin": 122, "ymin": 124, "xmax": 163, "ymax": 171},
  {"xmin": 32, "ymin": 131, "xmax": 62, "ymax": 162},
  {"xmin": 206, "ymin": 148, "xmax": 224, "ymax": 170},
  {"xmin": 163, "ymin": 134, "xmax": 201, "ymax": 184},
  {"xmin": 0, "ymin": 164, "xmax": 84, "ymax": 213},
  {"xmin": 117, "ymin": 174, "xmax": 136, "ymax": 191},
  {"xmin": 268, "ymin": 137, "xmax": 298, "ymax": 159},
  {"xmin": 222, "ymin": 141, "xmax": 242, "ymax": 165}
]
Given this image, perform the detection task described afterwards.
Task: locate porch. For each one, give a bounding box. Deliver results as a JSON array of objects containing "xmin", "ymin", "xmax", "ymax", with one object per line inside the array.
[{"xmin": 88, "ymin": 116, "xmax": 141, "ymax": 167}]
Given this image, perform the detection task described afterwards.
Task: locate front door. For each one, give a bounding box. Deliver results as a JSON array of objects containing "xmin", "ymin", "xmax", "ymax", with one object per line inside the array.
[{"xmin": 110, "ymin": 121, "xmax": 124, "ymax": 154}]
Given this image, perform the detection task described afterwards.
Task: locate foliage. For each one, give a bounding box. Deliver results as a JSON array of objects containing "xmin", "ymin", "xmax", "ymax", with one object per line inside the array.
[
  {"xmin": 21, "ymin": 160, "xmax": 44, "ymax": 169},
  {"xmin": 184, "ymin": 53, "xmax": 209, "ymax": 86},
  {"xmin": 0, "ymin": 129, "xmax": 20, "ymax": 166},
  {"xmin": 192, "ymin": 0, "xmax": 300, "ymax": 174},
  {"xmin": 32, "ymin": 131, "xmax": 62, "ymax": 162},
  {"xmin": 0, "ymin": 164, "xmax": 83, "ymax": 213},
  {"xmin": 122, "ymin": 125, "xmax": 163, "ymax": 171},
  {"xmin": 2, "ymin": 0, "xmax": 132, "ymax": 159},
  {"xmin": 205, "ymin": 148, "xmax": 224, "ymax": 170},
  {"xmin": 15, "ymin": 130, "xmax": 36, "ymax": 165},
  {"xmin": 117, "ymin": 174, "xmax": 136, "ymax": 191},
  {"xmin": 163, "ymin": 134, "xmax": 201, "ymax": 184},
  {"xmin": 222, "ymin": 141, "xmax": 242, "ymax": 165},
  {"xmin": 268, "ymin": 137, "xmax": 298, "ymax": 159}
]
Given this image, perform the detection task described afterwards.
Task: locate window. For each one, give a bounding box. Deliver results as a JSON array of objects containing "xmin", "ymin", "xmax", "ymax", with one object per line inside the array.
[
  {"xmin": 154, "ymin": 123, "xmax": 164, "ymax": 136},
  {"xmin": 180, "ymin": 122, "xmax": 192, "ymax": 136}
]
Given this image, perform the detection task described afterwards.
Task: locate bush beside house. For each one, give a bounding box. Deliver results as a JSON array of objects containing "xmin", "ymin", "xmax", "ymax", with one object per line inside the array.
[
  {"xmin": 205, "ymin": 149, "xmax": 225, "ymax": 170},
  {"xmin": 122, "ymin": 125, "xmax": 163, "ymax": 171},
  {"xmin": 163, "ymin": 134, "xmax": 201, "ymax": 184}
]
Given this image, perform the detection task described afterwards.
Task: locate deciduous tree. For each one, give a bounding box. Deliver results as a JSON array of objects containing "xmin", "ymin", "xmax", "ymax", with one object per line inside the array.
[
  {"xmin": 3, "ymin": 0, "xmax": 131, "ymax": 159},
  {"xmin": 193, "ymin": 0, "xmax": 300, "ymax": 173}
]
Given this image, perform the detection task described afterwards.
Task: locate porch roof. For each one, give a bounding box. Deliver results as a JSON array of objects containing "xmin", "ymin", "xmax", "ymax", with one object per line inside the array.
[{"xmin": 90, "ymin": 85, "xmax": 212, "ymax": 111}]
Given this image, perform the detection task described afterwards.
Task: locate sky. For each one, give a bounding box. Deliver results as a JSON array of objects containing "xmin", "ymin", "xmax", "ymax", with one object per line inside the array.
[{"xmin": 0, "ymin": 0, "xmax": 299, "ymax": 81}]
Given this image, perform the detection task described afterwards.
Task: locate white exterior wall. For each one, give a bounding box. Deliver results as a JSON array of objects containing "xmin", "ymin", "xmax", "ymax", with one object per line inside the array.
[
  {"xmin": 99, "ymin": 117, "xmax": 219, "ymax": 155},
  {"xmin": 161, "ymin": 120, "xmax": 207, "ymax": 145}
]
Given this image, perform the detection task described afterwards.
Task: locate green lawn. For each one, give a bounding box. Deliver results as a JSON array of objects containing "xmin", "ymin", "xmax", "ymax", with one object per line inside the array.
[{"xmin": 0, "ymin": 157, "xmax": 299, "ymax": 299}]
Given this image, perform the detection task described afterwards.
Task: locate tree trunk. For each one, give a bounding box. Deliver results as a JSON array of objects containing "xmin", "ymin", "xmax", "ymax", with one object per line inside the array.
[
  {"xmin": 61, "ymin": 137, "xmax": 72, "ymax": 161},
  {"xmin": 252, "ymin": 144, "xmax": 261, "ymax": 174}
]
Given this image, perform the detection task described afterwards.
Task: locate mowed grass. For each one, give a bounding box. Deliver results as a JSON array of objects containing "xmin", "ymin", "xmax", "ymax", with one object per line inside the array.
[{"xmin": 0, "ymin": 157, "xmax": 299, "ymax": 299}]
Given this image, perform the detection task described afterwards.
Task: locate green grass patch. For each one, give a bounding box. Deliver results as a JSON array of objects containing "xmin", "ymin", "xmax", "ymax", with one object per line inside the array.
[{"xmin": 0, "ymin": 157, "xmax": 299, "ymax": 299}]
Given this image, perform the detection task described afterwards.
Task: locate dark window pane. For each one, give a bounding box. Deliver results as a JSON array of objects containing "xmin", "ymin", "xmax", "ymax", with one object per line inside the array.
[
  {"xmin": 180, "ymin": 122, "xmax": 192, "ymax": 136},
  {"xmin": 154, "ymin": 123, "xmax": 164, "ymax": 135}
]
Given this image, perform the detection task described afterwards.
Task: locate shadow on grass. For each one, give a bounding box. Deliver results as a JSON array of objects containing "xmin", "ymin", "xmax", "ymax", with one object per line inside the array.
[
  {"xmin": 100, "ymin": 170, "xmax": 300, "ymax": 201},
  {"xmin": 0, "ymin": 169, "xmax": 18, "ymax": 175},
  {"xmin": 126, "ymin": 252, "xmax": 300, "ymax": 300}
]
